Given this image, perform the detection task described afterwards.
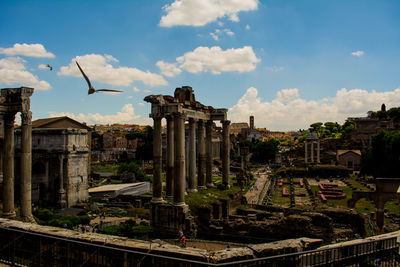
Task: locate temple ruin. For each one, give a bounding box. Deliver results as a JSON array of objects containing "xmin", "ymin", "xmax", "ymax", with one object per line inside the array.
[
  {"xmin": 144, "ymin": 86, "xmax": 230, "ymax": 236},
  {"xmin": 0, "ymin": 87, "xmax": 35, "ymax": 222}
]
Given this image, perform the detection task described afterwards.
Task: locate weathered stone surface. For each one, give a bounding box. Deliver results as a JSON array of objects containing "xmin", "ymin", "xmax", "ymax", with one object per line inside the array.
[{"xmin": 249, "ymin": 237, "xmax": 324, "ymax": 257}]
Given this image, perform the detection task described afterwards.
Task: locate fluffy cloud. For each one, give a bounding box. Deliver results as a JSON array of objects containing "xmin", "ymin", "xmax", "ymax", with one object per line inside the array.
[
  {"xmin": 210, "ymin": 29, "xmax": 234, "ymax": 41},
  {"xmin": 174, "ymin": 46, "xmax": 260, "ymax": 74},
  {"xmin": 156, "ymin": 60, "xmax": 182, "ymax": 77},
  {"xmin": 0, "ymin": 43, "xmax": 55, "ymax": 58},
  {"xmin": 132, "ymin": 87, "xmax": 140, "ymax": 92},
  {"xmin": 245, "ymin": 24, "xmax": 251, "ymax": 30},
  {"xmin": 229, "ymin": 87, "xmax": 400, "ymax": 131},
  {"xmin": 160, "ymin": 0, "xmax": 258, "ymax": 27},
  {"xmin": 351, "ymin": 50, "xmax": 364, "ymax": 57},
  {"xmin": 49, "ymin": 104, "xmax": 151, "ymax": 125},
  {"xmin": 0, "ymin": 57, "xmax": 51, "ymax": 90},
  {"xmin": 59, "ymin": 54, "xmax": 167, "ymax": 87}
]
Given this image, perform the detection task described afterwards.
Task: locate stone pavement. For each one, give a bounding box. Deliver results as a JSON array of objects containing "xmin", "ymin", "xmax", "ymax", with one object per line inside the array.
[{"xmin": 244, "ymin": 168, "xmax": 270, "ymax": 205}]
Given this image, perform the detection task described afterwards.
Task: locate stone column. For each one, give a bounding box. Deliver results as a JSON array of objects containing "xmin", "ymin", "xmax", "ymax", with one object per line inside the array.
[
  {"xmin": 20, "ymin": 111, "xmax": 35, "ymax": 222},
  {"xmin": 317, "ymin": 140, "xmax": 320, "ymax": 163},
  {"xmin": 152, "ymin": 116, "xmax": 164, "ymax": 203},
  {"xmin": 166, "ymin": 115, "xmax": 174, "ymax": 199},
  {"xmin": 304, "ymin": 141, "xmax": 308, "ymax": 163},
  {"xmin": 59, "ymin": 154, "xmax": 67, "ymax": 208},
  {"xmin": 197, "ymin": 120, "xmax": 206, "ymax": 189},
  {"xmin": 188, "ymin": 118, "xmax": 197, "ymax": 192},
  {"xmin": 310, "ymin": 142, "xmax": 314, "ymax": 163},
  {"xmin": 174, "ymin": 113, "xmax": 186, "ymax": 206},
  {"xmin": 206, "ymin": 120, "xmax": 213, "ymax": 187},
  {"xmin": 222, "ymin": 120, "xmax": 231, "ymax": 187},
  {"xmin": 2, "ymin": 113, "xmax": 16, "ymax": 218}
]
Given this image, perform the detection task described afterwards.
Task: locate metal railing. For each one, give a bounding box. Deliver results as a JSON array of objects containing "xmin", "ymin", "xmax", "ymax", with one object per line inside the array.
[{"xmin": 0, "ymin": 226, "xmax": 398, "ymax": 266}]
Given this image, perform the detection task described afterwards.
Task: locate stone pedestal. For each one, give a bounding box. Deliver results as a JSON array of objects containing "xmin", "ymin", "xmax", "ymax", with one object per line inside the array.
[
  {"xmin": 2, "ymin": 113, "xmax": 16, "ymax": 218},
  {"xmin": 151, "ymin": 203, "xmax": 197, "ymax": 237},
  {"xmin": 197, "ymin": 120, "xmax": 206, "ymax": 189}
]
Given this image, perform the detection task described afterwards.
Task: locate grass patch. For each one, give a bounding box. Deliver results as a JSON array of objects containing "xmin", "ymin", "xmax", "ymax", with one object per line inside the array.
[
  {"xmin": 91, "ymin": 163, "xmax": 119, "ymax": 173},
  {"xmin": 185, "ymin": 186, "xmax": 240, "ymax": 215}
]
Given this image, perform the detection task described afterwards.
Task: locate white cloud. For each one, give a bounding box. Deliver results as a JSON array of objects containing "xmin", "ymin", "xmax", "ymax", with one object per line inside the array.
[
  {"xmin": 276, "ymin": 88, "xmax": 299, "ymax": 102},
  {"xmin": 210, "ymin": 32, "xmax": 219, "ymax": 41},
  {"xmin": 0, "ymin": 43, "xmax": 55, "ymax": 58},
  {"xmin": 138, "ymin": 102, "xmax": 145, "ymax": 106},
  {"xmin": 0, "ymin": 57, "xmax": 51, "ymax": 90},
  {"xmin": 160, "ymin": 0, "xmax": 258, "ymax": 27},
  {"xmin": 267, "ymin": 66, "xmax": 284, "ymax": 72},
  {"xmin": 229, "ymin": 87, "xmax": 400, "ymax": 131},
  {"xmin": 156, "ymin": 60, "xmax": 182, "ymax": 77},
  {"xmin": 127, "ymin": 96, "xmax": 133, "ymax": 99},
  {"xmin": 210, "ymin": 28, "xmax": 234, "ymax": 40},
  {"xmin": 218, "ymin": 21, "xmax": 224, "ymax": 27},
  {"xmin": 58, "ymin": 54, "xmax": 167, "ymax": 87},
  {"xmin": 351, "ymin": 50, "xmax": 364, "ymax": 57},
  {"xmin": 176, "ymin": 46, "xmax": 260, "ymax": 74},
  {"xmin": 143, "ymin": 89, "xmax": 151, "ymax": 93},
  {"xmin": 132, "ymin": 87, "xmax": 140, "ymax": 92},
  {"xmin": 245, "ymin": 24, "xmax": 250, "ymax": 30},
  {"xmin": 49, "ymin": 104, "xmax": 151, "ymax": 125}
]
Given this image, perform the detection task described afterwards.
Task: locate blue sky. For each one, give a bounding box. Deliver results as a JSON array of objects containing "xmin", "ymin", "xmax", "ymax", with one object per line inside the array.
[{"xmin": 1, "ymin": 0, "xmax": 400, "ymax": 130}]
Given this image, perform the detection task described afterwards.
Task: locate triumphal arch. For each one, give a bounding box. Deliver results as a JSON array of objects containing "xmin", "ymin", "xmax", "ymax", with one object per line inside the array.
[
  {"xmin": 0, "ymin": 87, "xmax": 35, "ymax": 222},
  {"xmin": 144, "ymin": 86, "xmax": 230, "ymax": 236}
]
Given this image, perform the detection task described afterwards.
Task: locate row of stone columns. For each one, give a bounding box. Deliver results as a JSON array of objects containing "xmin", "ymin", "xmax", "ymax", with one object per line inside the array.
[
  {"xmin": 2, "ymin": 112, "xmax": 35, "ymax": 222},
  {"xmin": 151, "ymin": 112, "xmax": 230, "ymax": 205}
]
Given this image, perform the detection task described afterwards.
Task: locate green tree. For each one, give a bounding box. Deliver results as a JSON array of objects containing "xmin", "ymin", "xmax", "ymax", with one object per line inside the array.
[
  {"xmin": 360, "ymin": 130, "xmax": 400, "ymax": 177},
  {"xmin": 251, "ymin": 139, "xmax": 279, "ymax": 163},
  {"xmin": 309, "ymin": 122, "xmax": 323, "ymax": 133},
  {"xmin": 117, "ymin": 161, "xmax": 150, "ymax": 182}
]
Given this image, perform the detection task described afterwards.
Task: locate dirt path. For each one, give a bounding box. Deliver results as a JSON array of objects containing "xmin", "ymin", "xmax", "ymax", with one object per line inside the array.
[{"xmin": 244, "ymin": 168, "xmax": 270, "ymax": 204}]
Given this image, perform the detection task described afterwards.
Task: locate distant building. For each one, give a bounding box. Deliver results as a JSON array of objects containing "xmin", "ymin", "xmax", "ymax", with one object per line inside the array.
[
  {"xmin": 250, "ymin": 115, "xmax": 254, "ymax": 129},
  {"xmin": 229, "ymin": 122, "xmax": 249, "ymax": 135},
  {"xmin": 15, "ymin": 116, "xmax": 90, "ymax": 207},
  {"xmin": 337, "ymin": 150, "xmax": 361, "ymax": 171},
  {"xmin": 304, "ymin": 132, "xmax": 320, "ymax": 164}
]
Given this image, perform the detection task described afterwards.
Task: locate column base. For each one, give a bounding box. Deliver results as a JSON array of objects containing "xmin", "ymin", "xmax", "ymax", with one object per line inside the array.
[
  {"xmin": 206, "ymin": 183, "xmax": 215, "ymax": 188},
  {"xmin": 151, "ymin": 197, "xmax": 166, "ymax": 204},
  {"xmin": 2, "ymin": 211, "xmax": 16, "ymax": 219},
  {"xmin": 173, "ymin": 201, "xmax": 187, "ymax": 207},
  {"xmin": 187, "ymin": 188, "xmax": 198, "ymax": 193},
  {"xmin": 21, "ymin": 215, "xmax": 36, "ymax": 224}
]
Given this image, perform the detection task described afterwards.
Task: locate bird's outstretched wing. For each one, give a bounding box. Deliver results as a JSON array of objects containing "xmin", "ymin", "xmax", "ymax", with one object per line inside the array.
[
  {"xmin": 96, "ymin": 89, "xmax": 124, "ymax": 93},
  {"xmin": 75, "ymin": 61, "xmax": 92, "ymax": 88}
]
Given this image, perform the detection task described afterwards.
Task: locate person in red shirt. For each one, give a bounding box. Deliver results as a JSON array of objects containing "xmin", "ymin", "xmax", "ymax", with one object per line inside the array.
[{"xmin": 178, "ymin": 230, "xmax": 186, "ymax": 247}]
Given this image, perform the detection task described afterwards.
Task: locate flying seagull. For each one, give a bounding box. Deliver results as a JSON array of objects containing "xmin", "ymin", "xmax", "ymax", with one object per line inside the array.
[
  {"xmin": 46, "ymin": 64, "xmax": 53, "ymax": 71},
  {"xmin": 75, "ymin": 61, "xmax": 123, "ymax": 95}
]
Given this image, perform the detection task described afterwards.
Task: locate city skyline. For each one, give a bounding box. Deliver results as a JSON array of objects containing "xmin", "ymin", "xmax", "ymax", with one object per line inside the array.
[{"xmin": 1, "ymin": 0, "xmax": 400, "ymax": 130}]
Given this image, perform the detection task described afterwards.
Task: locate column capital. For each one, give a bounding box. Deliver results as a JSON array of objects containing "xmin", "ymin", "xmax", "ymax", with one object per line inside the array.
[
  {"xmin": 173, "ymin": 112, "xmax": 186, "ymax": 120},
  {"xmin": 222, "ymin": 120, "xmax": 231, "ymax": 126},
  {"xmin": 21, "ymin": 111, "xmax": 32, "ymax": 126},
  {"xmin": 188, "ymin": 117, "xmax": 197, "ymax": 123}
]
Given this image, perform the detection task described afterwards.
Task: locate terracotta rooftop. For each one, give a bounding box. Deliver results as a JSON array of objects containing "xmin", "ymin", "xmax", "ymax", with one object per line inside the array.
[{"xmin": 31, "ymin": 116, "xmax": 91, "ymax": 130}]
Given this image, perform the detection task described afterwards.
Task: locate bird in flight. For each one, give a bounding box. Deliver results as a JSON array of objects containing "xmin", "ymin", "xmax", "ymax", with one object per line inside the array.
[
  {"xmin": 75, "ymin": 61, "xmax": 123, "ymax": 95},
  {"xmin": 46, "ymin": 64, "xmax": 53, "ymax": 71}
]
